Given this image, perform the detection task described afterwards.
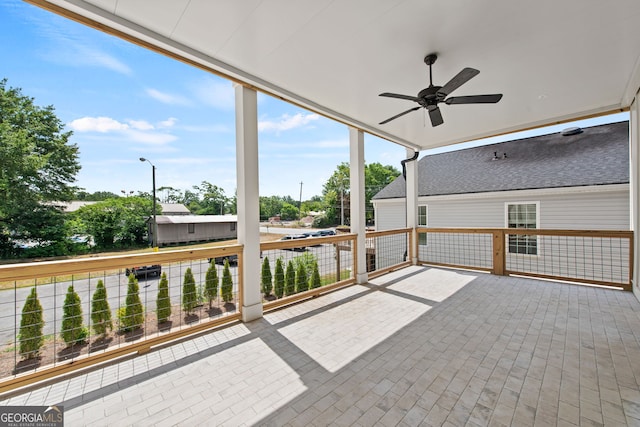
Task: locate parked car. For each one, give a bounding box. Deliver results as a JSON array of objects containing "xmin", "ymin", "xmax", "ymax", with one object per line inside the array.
[
  {"xmin": 280, "ymin": 234, "xmax": 307, "ymax": 251},
  {"xmin": 126, "ymin": 265, "xmax": 162, "ymax": 279},
  {"xmin": 208, "ymin": 255, "xmax": 238, "ymax": 265}
]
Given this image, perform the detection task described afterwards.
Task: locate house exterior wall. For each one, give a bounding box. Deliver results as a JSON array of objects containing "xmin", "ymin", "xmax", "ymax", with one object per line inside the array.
[
  {"xmin": 157, "ymin": 222, "xmax": 237, "ymax": 246},
  {"xmin": 372, "ymin": 184, "xmax": 630, "ymax": 275}
]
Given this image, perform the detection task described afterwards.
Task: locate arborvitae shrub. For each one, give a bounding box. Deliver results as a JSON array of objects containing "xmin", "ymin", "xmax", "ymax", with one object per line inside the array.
[
  {"xmin": 91, "ymin": 279, "xmax": 113, "ymax": 336},
  {"xmin": 156, "ymin": 272, "xmax": 171, "ymax": 323},
  {"xmin": 274, "ymin": 258, "xmax": 285, "ymax": 298},
  {"xmin": 204, "ymin": 260, "xmax": 219, "ymax": 309},
  {"xmin": 120, "ymin": 274, "xmax": 144, "ymax": 332},
  {"xmin": 284, "ymin": 260, "xmax": 296, "ymax": 296},
  {"xmin": 261, "ymin": 256, "xmax": 273, "ymax": 296},
  {"xmin": 182, "ymin": 267, "xmax": 197, "ymax": 314},
  {"xmin": 296, "ymin": 262, "xmax": 309, "ymax": 293},
  {"xmin": 221, "ymin": 259, "xmax": 233, "ymax": 302},
  {"xmin": 61, "ymin": 285, "xmax": 88, "ymax": 346},
  {"xmin": 310, "ymin": 261, "xmax": 321, "ymax": 289},
  {"xmin": 18, "ymin": 287, "xmax": 44, "ymax": 359}
]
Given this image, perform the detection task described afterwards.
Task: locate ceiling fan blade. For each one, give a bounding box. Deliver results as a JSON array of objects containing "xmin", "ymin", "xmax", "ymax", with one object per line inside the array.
[
  {"xmin": 379, "ymin": 106, "xmax": 421, "ymax": 124},
  {"xmin": 428, "ymin": 106, "xmax": 444, "ymax": 127},
  {"xmin": 445, "ymin": 94, "xmax": 503, "ymax": 104},
  {"xmin": 437, "ymin": 67, "xmax": 480, "ymax": 97},
  {"xmin": 379, "ymin": 92, "xmax": 421, "ymax": 102}
]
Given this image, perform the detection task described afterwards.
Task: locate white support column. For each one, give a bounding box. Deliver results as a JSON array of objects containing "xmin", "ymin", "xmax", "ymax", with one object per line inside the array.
[
  {"xmin": 630, "ymin": 91, "xmax": 640, "ymax": 301},
  {"xmin": 235, "ymin": 84, "xmax": 263, "ymax": 321},
  {"xmin": 405, "ymin": 148, "xmax": 419, "ymax": 264},
  {"xmin": 349, "ymin": 127, "xmax": 367, "ymax": 284}
]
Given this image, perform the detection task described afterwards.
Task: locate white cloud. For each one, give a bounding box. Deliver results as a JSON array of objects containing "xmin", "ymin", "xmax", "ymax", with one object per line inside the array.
[
  {"xmin": 191, "ymin": 78, "xmax": 234, "ymax": 110},
  {"xmin": 146, "ymin": 88, "xmax": 191, "ymax": 106},
  {"xmin": 158, "ymin": 117, "xmax": 178, "ymax": 128},
  {"xmin": 128, "ymin": 120, "xmax": 154, "ymax": 131},
  {"xmin": 258, "ymin": 113, "xmax": 320, "ymax": 133},
  {"xmin": 69, "ymin": 116, "xmax": 129, "ymax": 133},
  {"xmin": 68, "ymin": 116, "xmax": 176, "ymax": 145}
]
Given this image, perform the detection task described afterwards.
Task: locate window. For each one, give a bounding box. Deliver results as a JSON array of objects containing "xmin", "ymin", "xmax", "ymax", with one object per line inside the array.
[
  {"xmin": 418, "ymin": 205, "xmax": 428, "ymax": 246},
  {"xmin": 506, "ymin": 203, "xmax": 538, "ymax": 255},
  {"xmin": 188, "ymin": 223, "xmax": 195, "ymax": 234},
  {"xmin": 230, "ymin": 222, "xmax": 236, "ymax": 231}
]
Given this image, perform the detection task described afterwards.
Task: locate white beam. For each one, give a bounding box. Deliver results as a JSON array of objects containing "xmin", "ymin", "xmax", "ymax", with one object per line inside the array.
[
  {"xmin": 235, "ymin": 84, "xmax": 263, "ymax": 321},
  {"xmin": 349, "ymin": 127, "xmax": 367, "ymax": 284}
]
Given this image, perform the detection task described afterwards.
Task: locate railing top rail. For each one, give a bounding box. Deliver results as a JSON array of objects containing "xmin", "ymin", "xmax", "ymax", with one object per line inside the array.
[
  {"xmin": 365, "ymin": 228, "xmax": 411, "ymax": 238},
  {"xmin": 0, "ymin": 244, "xmax": 243, "ymax": 282},
  {"xmin": 418, "ymin": 227, "xmax": 633, "ymax": 239},
  {"xmin": 260, "ymin": 233, "xmax": 356, "ymax": 251}
]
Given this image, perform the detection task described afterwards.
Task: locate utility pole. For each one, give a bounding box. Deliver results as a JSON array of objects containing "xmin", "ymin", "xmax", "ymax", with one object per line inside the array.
[{"xmin": 298, "ymin": 181, "xmax": 303, "ymax": 221}]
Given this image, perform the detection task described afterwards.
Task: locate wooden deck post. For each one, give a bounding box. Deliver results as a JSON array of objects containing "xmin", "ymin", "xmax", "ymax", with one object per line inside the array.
[{"xmin": 493, "ymin": 229, "xmax": 506, "ymax": 275}]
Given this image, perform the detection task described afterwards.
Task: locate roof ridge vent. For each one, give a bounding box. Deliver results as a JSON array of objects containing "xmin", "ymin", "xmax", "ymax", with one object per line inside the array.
[{"xmin": 561, "ymin": 126, "xmax": 583, "ymax": 136}]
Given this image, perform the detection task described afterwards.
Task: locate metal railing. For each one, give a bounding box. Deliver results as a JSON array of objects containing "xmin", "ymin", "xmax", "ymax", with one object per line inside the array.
[
  {"xmin": 261, "ymin": 233, "xmax": 357, "ymax": 311},
  {"xmin": 417, "ymin": 227, "xmax": 633, "ymax": 290},
  {"xmin": 364, "ymin": 228, "xmax": 412, "ymax": 279},
  {"xmin": 0, "ymin": 245, "xmax": 243, "ymax": 393}
]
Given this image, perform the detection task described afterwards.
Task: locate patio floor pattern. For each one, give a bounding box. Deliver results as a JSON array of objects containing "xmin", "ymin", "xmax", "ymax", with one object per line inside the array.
[{"xmin": 2, "ymin": 265, "xmax": 640, "ymax": 426}]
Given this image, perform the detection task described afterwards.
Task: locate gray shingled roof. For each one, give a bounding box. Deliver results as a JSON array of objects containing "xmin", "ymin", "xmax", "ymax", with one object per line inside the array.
[{"xmin": 373, "ymin": 121, "xmax": 629, "ymax": 200}]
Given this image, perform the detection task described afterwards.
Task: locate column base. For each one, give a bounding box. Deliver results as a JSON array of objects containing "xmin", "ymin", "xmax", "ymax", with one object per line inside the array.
[{"xmin": 242, "ymin": 302, "xmax": 263, "ymax": 322}]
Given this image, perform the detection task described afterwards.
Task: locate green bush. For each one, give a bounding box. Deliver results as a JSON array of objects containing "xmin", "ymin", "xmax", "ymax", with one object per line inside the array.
[
  {"xmin": 61, "ymin": 285, "xmax": 88, "ymax": 346},
  {"xmin": 284, "ymin": 260, "xmax": 296, "ymax": 296},
  {"xmin": 119, "ymin": 274, "xmax": 144, "ymax": 332},
  {"xmin": 18, "ymin": 287, "xmax": 44, "ymax": 359},
  {"xmin": 91, "ymin": 279, "xmax": 113, "ymax": 336},
  {"xmin": 293, "ymin": 252, "xmax": 317, "ymax": 284},
  {"xmin": 296, "ymin": 262, "xmax": 309, "ymax": 293},
  {"xmin": 182, "ymin": 267, "xmax": 197, "ymax": 314},
  {"xmin": 204, "ymin": 260, "xmax": 219, "ymax": 309},
  {"xmin": 221, "ymin": 259, "xmax": 234, "ymax": 303},
  {"xmin": 274, "ymin": 258, "xmax": 285, "ymax": 298},
  {"xmin": 261, "ymin": 256, "xmax": 273, "ymax": 296},
  {"xmin": 310, "ymin": 261, "xmax": 321, "ymax": 289},
  {"xmin": 156, "ymin": 272, "xmax": 171, "ymax": 323}
]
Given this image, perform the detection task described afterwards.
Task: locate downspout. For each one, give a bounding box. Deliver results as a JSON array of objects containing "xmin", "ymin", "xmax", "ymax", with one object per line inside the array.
[{"xmin": 401, "ymin": 150, "xmax": 419, "ymax": 261}]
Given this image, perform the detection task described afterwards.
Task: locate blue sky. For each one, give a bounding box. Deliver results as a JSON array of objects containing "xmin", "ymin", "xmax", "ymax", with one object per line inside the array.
[{"xmin": 0, "ymin": 0, "xmax": 628, "ymax": 200}]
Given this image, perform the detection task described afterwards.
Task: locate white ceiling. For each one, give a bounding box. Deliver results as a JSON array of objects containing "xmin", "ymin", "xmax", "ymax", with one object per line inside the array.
[{"xmin": 33, "ymin": 0, "xmax": 640, "ymax": 151}]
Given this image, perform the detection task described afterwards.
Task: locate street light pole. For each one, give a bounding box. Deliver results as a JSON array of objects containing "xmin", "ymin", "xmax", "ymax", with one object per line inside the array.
[{"xmin": 139, "ymin": 157, "xmax": 157, "ymax": 248}]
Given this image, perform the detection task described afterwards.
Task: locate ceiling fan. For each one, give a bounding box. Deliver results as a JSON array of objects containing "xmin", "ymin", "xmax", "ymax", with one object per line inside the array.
[{"xmin": 379, "ymin": 53, "xmax": 502, "ymax": 127}]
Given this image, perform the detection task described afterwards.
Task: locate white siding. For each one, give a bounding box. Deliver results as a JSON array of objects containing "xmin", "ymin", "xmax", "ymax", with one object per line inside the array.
[{"xmin": 373, "ymin": 185, "xmax": 631, "ymax": 283}]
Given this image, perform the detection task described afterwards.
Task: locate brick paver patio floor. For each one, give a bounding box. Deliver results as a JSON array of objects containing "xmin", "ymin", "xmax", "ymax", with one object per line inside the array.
[{"xmin": 2, "ymin": 265, "xmax": 640, "ymax": 426}]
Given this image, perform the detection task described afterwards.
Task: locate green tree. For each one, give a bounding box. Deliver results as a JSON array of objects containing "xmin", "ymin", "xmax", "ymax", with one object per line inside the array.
[
  {"xmin": 74, "ymin": 196, "xmax": 154, "ymax": 248},
  {"xmin": 120, "ymin": 274, "xmax": 144, "ymax": 332},
  {"xmin": 61, "ymin": 285, "xmax": 88, "ymax": 346},
  {"xmin": 221, "ymin": 259, "xmax": 234, "ymax": 302},
  {"xmin": 204, "ymin": 260, "xmax": 219, "ymax": 309},
  {"xmin": 322, "ymin": 162, "xmax": 400, "ymax": 225},
  {"xmin": 261, "ymin": 256, "xmax": 273, "ymax": 296},
  {"xmin": 274, "ymin": 258, "xmax": 285, "ymax": 298},
  {"xmin": 18, "ymin": 287, "xmax": 44, "ymax": 359},
  {"xmin": 296, "ymin": 262, "xmax": 309, "ymax": 293},
  {"xmin": 284, "ymin": 260, "xmax": 296, "ymax": 296},
  {"xmin": 182, "ymin": 268, "xmax": 197, "ymax": 314},
  {"xmin": 190, "ymin": 181, "xmax": 229, "ymax": 215},
  {"xmin": 293, "ymin": 252, "xmax": 317, "ymax": 284},
  {"xmin": 280, "ymin": 202, "xmax": 299, "ymax": 221},
  {"xmin": 91, "ymin": 280, "xmax": 113, "ymax": 336},
  {"xmin": 310, "ymin": 261, "xmax": 321, "ymax": 289},
  {"xmin": 156, "ymin": 272, "xmax": 171, "ymax": 323},
  {"xmin": 76, "ymin": 190, "xmax": 119, "ymax": 201},
  {"xmin": 0, "ymin": 80, "xmax": 81, "ymax": 257}
]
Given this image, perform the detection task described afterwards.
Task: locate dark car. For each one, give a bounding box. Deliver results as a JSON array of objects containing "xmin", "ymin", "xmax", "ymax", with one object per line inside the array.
[
  {"xmin": 280, "ymin": 234, "xmax": 307, "ymax": 251},
  {"xmin": 208, "ymin": 254, "xmax": 238, "ymax": 265},
  {"xmin": 126, "ymin": 265, "xmax": 162, "ymax": 279}
]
